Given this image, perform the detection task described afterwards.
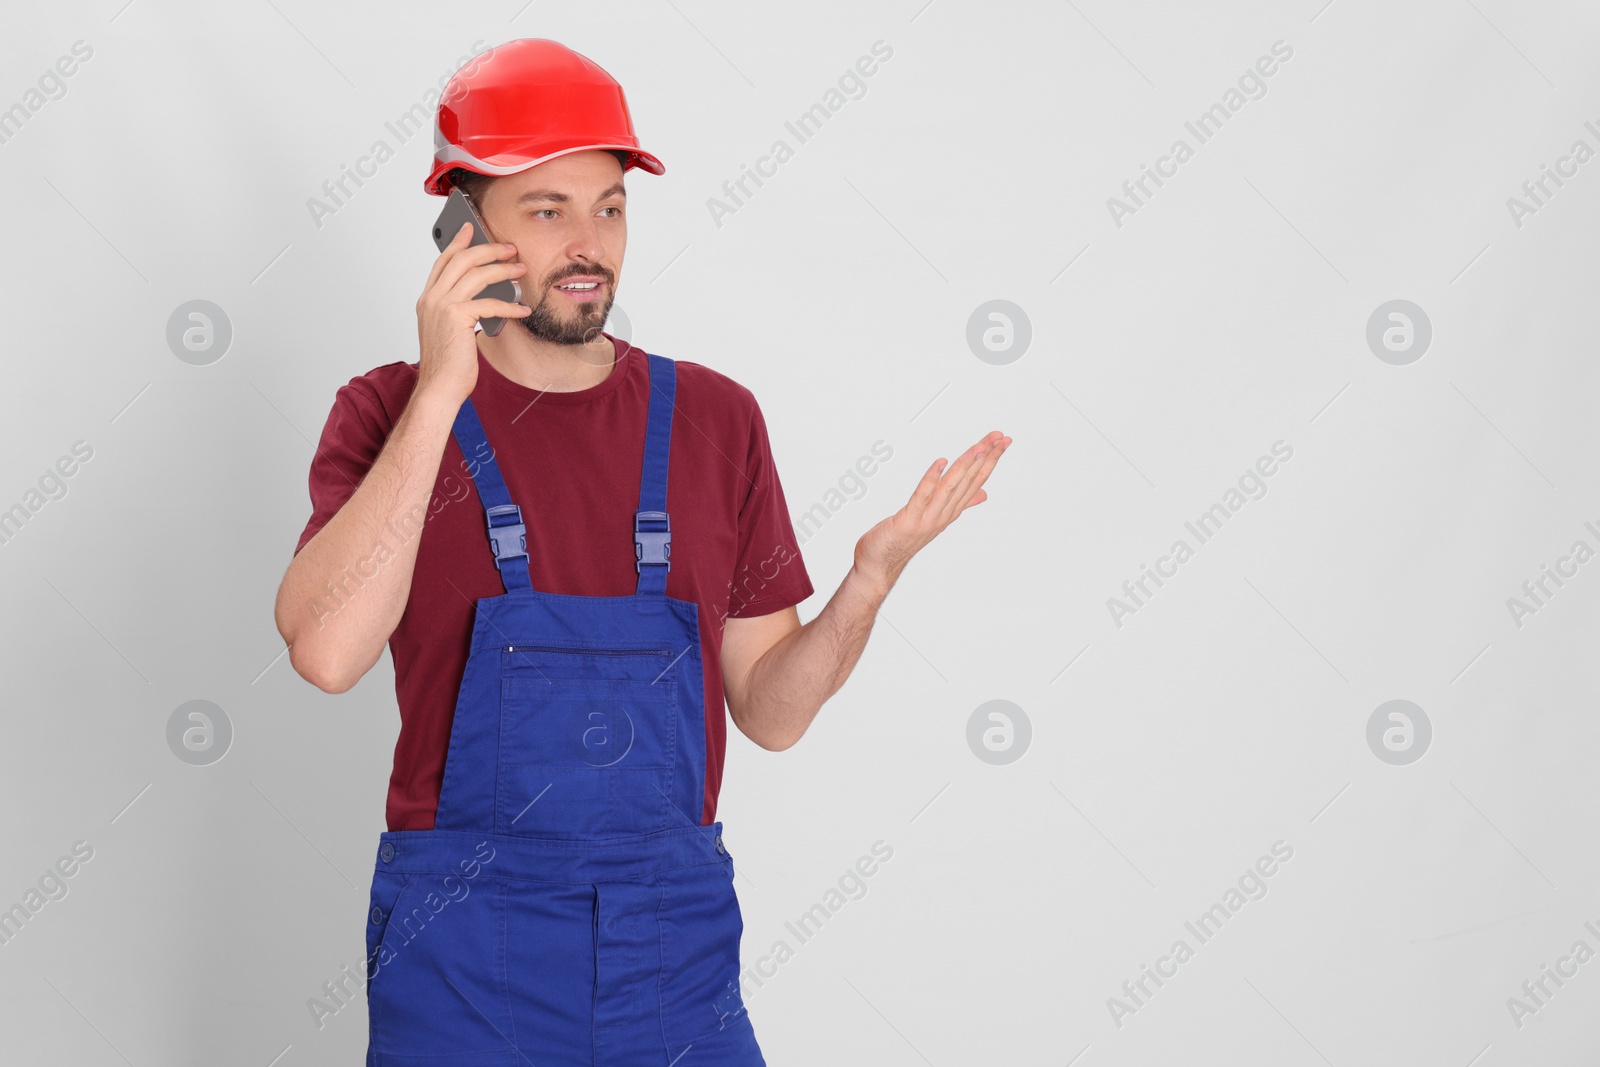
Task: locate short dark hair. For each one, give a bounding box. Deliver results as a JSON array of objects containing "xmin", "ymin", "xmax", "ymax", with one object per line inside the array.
[
  {"xmin": 445, "ymin": 150, "xmax": 628, "ymax": 202},
  {"xmin": 445, "ymin": 166, "xmax": 491, "ymax": 203}
]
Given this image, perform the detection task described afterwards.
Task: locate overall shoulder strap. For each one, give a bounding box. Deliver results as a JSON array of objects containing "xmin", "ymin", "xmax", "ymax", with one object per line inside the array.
[
  {"xmin": 451, "ymin": 397, "xmax": 532, "ymax": 594},
  {"xmin": 634, "ymin": 353, "xmax": 676, "ymax": 596}
]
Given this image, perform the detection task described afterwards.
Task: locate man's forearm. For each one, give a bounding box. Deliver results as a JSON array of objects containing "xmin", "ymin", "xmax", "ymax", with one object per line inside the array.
[{"xmin": 732, "ymin": 563, "xmax": 894, "ymax": 750}]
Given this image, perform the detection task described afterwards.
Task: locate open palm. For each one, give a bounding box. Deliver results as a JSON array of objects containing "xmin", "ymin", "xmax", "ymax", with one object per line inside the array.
[{"xmin": 854, "ymin": 430, "xmax": 1012, "ymax": 589}]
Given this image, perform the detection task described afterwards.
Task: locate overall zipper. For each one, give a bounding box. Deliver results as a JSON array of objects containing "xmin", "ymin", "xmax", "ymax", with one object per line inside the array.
[{"xmin": 503, "ymin": 644, "xmax": 672, "ymax": 656}]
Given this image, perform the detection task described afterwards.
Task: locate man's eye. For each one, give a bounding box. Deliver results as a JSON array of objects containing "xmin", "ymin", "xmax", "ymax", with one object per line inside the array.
[
  {"xmin": 600, "ymin": 206, "xmax": 622, "ymax": 218},
  {"xmin": 533, "ymin": 209, "xmax": 557, "ymax": 220}
]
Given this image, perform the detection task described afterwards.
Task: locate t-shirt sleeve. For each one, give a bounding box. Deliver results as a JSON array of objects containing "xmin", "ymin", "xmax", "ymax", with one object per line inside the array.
[
  {"xmin": 293, "ymin": 380, "xmax": 393, "ymax": 556},
  {"xmin": 726, "ymin": 397, "xmax": 815, "ymax": 618}
]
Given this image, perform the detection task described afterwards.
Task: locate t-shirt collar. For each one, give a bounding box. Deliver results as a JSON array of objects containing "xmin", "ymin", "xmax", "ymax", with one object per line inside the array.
[{"xmin": 475, "ymin": 331, "xmax": 634, "ymax": 406}]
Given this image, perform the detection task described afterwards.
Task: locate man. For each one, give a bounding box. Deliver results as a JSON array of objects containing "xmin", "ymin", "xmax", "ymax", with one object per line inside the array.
[{"xmin": 273, "ymin": 38, "xmax": 1009, "ymax": 1066}]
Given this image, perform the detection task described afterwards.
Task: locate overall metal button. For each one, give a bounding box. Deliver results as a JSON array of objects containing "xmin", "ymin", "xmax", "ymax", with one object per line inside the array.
[
  {"xmin": 714, "ymin": 834, "xmax": 727, "ymax": 856},
  {"xmin": 379, "ymin": 842, "xmax": 395, "ymax": 863},
  {"xmin": 370, "ymin": 905, "xmax": 384, "ymax": 924}
]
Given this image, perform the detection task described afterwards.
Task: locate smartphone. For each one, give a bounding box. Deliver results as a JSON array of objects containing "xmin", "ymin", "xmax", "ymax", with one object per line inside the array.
[{"xmin": 431, "ymin": 187, "xmax": 523, "ymax": 337}]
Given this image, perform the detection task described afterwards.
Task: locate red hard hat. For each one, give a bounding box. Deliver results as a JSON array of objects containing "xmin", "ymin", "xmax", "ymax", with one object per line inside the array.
[{"xmin": 425, "ymin": 39, "xmax": 664, "ymax": 197}]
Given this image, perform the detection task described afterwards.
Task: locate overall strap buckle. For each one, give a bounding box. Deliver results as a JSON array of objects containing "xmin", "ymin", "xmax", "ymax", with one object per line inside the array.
[
  {"xmin": 634, "ymin": 510, "xmax": 671, "ymax": 574},
  {"xmin": 485, "ymin": 504, "xmax": 528, "ymax": 571}
]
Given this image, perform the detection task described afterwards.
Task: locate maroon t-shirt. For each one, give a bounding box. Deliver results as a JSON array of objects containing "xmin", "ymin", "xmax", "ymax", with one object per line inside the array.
[{"xmin": 292, "ymin": 333, "xmax": 814, "ymax": 831}]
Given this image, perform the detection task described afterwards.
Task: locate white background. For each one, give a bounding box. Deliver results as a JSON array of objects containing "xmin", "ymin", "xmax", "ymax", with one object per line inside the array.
[{"xmin": 1, "ymin": 1, "xmax": 1597, "ymax": 1064}]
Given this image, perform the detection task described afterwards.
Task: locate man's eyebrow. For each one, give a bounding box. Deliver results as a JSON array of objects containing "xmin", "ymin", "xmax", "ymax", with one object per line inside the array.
[{"xmin": 515, "ymin": 183, "xmax": 627, "ymax": 206}]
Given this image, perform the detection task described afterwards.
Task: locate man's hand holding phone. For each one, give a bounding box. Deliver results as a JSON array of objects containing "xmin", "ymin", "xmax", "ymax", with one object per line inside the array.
[
  {"xmin": 278, "ymin": 216, "xmax": 529, "ymax": 693},
  {"xmin": 415, "ymin": 219, "xmax": 530, "ymax": 408}
]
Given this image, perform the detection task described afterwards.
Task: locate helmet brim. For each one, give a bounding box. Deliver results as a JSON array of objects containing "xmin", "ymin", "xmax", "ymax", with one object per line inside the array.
[{"xmin": 425, "ymin": 142, "xmax": 664, "ymax": 196}]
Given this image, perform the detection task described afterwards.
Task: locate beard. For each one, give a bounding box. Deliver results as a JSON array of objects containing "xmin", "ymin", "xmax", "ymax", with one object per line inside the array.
[{"xmin": 517, "ymin": 281, "xmax": 614, "ymax": 346}]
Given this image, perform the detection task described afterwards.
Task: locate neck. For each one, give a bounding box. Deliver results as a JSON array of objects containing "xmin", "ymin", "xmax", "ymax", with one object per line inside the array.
[{"xmin": 478, "ymin": 325, "xmax": 618, "ymax": 393}]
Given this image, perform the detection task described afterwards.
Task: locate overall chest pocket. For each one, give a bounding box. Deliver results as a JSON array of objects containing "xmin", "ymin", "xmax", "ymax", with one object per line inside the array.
[{"xmin": 497, "ymin": 646, "xmax": 680, "ymax": 837}]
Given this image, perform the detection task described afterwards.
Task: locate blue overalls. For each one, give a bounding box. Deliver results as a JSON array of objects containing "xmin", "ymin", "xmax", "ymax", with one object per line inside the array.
[{"xmin": 362, "ymin": 353, "xmax": 765, "ymax": 1066}]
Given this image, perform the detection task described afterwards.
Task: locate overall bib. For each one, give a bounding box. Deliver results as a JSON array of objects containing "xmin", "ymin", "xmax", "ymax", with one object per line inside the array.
[{"xmin": 362, "ymin": 353, "xmax": 764, "ymax": 1067}]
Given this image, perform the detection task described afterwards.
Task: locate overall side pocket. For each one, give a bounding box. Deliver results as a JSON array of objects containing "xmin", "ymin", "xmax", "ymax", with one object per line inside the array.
[
  {"xmin": 368, "ymin": 868, "xmax": 514, "ymax": 1056},
  {"xmin": 364, "ymin": 870, "xmax": 415, "ymax": 991},
  {"xmin": 657, "ymin": 857, "xmax": 747, "ymax": 1049}
]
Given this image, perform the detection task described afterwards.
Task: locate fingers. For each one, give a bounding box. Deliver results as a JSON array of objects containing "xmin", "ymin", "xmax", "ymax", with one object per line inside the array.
[
  {"xmin": 447, "ymin": 258, "xmax": 527, "ymax": 306},
  {"xmin": 423, "ymin": 221, "xmax": 472, "ymax": 294},
  {"xmin": 904, "ymin": 432, "xmax": 1010, "ymax": 531},
  {"xmin": 908, "ymin": 457, "xmax": 948, "ymax": 511},
  {"xmin": 928, "ymin": 432, "xmax": 1006, "ymax": 520},
  {"xmin": 468, "ymin": 298, "xmax": 533, "ymax": 320},
  {"xmin": 431, "ymin": 226, "xmax": 522, "ymax": 300},
  {"xmin": 440, "ymin": 243, "xmax": 521, "ymax": 299},
  {"xmin": 940, "ymin": 436, "xmax": 1009, "ymax": 523}
]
